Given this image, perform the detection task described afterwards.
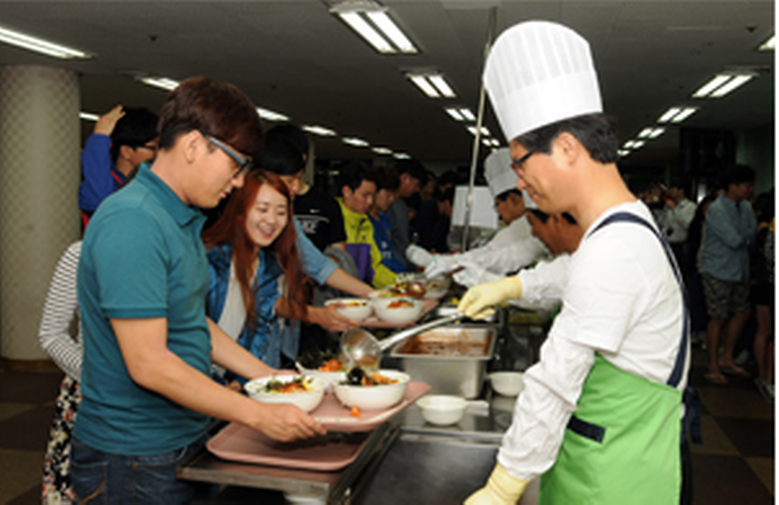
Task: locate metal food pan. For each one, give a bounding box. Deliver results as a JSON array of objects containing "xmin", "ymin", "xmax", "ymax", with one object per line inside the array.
[{"xmin": 389, "ymin": 326, "xmax": 496, "ymax": 399}]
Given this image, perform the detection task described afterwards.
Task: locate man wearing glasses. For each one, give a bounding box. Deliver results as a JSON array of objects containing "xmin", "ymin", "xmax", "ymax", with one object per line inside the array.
[
  {"xmin": 78, "ymin": 105, "xmax": 159, "ymax": 229},
  {"xmin": 459, "ymin": 21, "xmax": 690, "ymax": 504},
  {"xmin": 72, "ymin": 77, "xmax": 325, "ymax": 504}
]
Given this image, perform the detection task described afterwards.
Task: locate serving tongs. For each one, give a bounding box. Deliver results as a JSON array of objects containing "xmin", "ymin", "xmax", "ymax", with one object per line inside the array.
[{"xmin": 340, "ymin": 311, "xmax": 464, "ymax": 373}]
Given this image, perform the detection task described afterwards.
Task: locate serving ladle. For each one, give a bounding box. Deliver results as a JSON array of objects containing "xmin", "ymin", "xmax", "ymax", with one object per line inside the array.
[{"xmin": 340, "ymin": 312, "xmax": 464, "ymax": 373}]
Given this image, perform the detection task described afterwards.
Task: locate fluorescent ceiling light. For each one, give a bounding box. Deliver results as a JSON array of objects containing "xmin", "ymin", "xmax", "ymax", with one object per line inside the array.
[
  {"xmin": 693, "ymin": 73, "xmax": 756, "ymax": 98},
  {"xmin": 758, "ymin": 35, "xmax": 774, "ymax": 51},
  {"xmin": 618, "ymin": 150, "xmax": 631, "ymax": 157},
  {"xmin": 342, "ymin": 137, "xmax": 369, "ymax": 147},
  {"xmin": 372, "ymin": 147, "xmax": 393, "ymax": 155},
  {"xmin": 139, "ymin": 77, "xmax": 179, "ymax": 91},
  {"xmin": 467, "ymin": 125, "xmax": 490, "ymax": 136},
  {"xmin": 365, "ymin": 11, "xmax": 417, "ymax": 53},
  {"xmin": 709, "ymin": 74, "xmax": 754, "ymax": 97},
  {"xmin": 407, "ymin": 73, "xmax": 455, "ymax": 98},
  {"xmin": 0, "ymin": 25, "xmax": 91, "ymax": 59},
  {"xmin": 256, "ymin": 107, "xmax": 289, "ymax": 122},
  {"xmin": 445, "ymin": 107, "xmax": 475, "ymax": 121},
  {"xmin": 632, "ymin": 140, "xmax": 645, "ymax": 149},
  {"xmin": 657, "ymin": 107, "xmax": 697, "ymax": 124},
  {"xmin": 79, "ymin": 112, "xmax": 99, "ymax": 122},
  {"xmin": 335, "ymin": 8, "xmax": 417, "ymax": 54},
  {"xmin": 638, "ymin": 127, "xmax": 665, "ymax": 139},
  {"xmin": 303, "ymin": 125, "xmax": 337, "ymax": 137},
  {"xmin": 393, "ymin": 152, "xmax": 410, "ymax": 159}
]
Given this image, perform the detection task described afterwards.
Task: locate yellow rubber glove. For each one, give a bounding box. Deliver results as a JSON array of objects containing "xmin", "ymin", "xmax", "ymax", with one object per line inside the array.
[
  {"xmin": 464, "ymin": 462, "xmax": 530, "ymax": 505},
  {"xmin": 457, "ymin": 276, "xmax": 523, "ymax": 320}
]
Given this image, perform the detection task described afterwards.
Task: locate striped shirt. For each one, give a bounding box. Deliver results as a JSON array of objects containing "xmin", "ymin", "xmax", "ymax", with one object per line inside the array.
[{"xmin": 38, "ymin": 241, "xmax": 83, "ymax": 381}]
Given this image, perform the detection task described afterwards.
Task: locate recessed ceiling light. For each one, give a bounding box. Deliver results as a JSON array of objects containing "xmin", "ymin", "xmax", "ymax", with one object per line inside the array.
[
  {"xmin": 79, "ymin": 112, "xmax": 99, "ymax": 121},
  {"xmin": 302, "ymin": 125, "xmax": 337, "ymax": 137},
  {"xmin": 139, "ymin": 76, "xmax": 179, "ymax": 91},
  {"xmin": 758, "ymin": 34, "xmax": 774, "ymax": 51},
  {"xmin": 693, "ymin": 72, "xmax": 756, "ymax": 98},
  {"xmin": 331, "ymin": 2, "xmax": 417, "ymax": 54},
  {"xmin": 466, "ymin": 125, "xmax": 490, "ymax": 136},
  {"xmin": 372, "ymin": 147, "xmax": 392, "ymax": 155},
  {"xmin": 342, "ymin": 137, "xmax": 369, "ymax": 147},
  {"xmin": 393, "ymin": 152, "xmax": 410, "ymax": 159},
  {"xmin": 0, "ymin": 25, "xmax": 91, "ymax": 59},
  {"xmin": 407, "ymin": 73, "xmax": 455, "ymax": 98},
  {"xmin": 256, "ymin": 107, "xmax": 289, "ymax": 122},
  {"xmin": 657, "ymin": 107, "xmax": 697, "ymax": 124}
]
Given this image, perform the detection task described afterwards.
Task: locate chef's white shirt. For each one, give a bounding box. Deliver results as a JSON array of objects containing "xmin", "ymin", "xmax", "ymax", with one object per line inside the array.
[
  {"xmin": 461, "ymin": 215, "xmax": 549, "ymax": 274},
  {"xmin": 498, "ymin": 201, "xmax": 688, "ymax": 481},
  {"xmin": 513, "ymin": 255, "xmax": 570, "ymax": 313}
]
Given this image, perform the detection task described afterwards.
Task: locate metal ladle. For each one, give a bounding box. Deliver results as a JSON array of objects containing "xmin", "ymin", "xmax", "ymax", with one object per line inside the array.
[{"xmin": 340, "ymin": 312, "xmax": 464, "ymax": 372}]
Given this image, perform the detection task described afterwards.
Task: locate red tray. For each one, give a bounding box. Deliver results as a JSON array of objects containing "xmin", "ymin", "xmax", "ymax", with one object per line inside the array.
[
  {"xmin": 207, "ymin": 423, "xmax": 370, "ymax": 471},
  {"xmin": 313, "ymin": 381, "xmax": 431, "ymax": 431}
]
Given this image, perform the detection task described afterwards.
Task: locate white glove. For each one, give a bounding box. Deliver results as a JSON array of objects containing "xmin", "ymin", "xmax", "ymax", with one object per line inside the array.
[
  {"xmin": 405, "ymin": 244, "xmax": 434, "ymax": 268},
  {"xmin": 424, "ymin": 254, "xmax": 462, "ymax": 279},
  {"xmin": 452, "ymin": 261, "xmax": 502, "ymax": 288}
]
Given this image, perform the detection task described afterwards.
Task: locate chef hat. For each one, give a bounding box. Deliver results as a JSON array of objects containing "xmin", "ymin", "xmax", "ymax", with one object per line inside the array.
[
  {"xmin": 484, "ymin": 148, "xmax": 517, "ymax": 198},
  {"xmin": 483, "ymin": 20, "xmax": 602, "ymax": 142}
]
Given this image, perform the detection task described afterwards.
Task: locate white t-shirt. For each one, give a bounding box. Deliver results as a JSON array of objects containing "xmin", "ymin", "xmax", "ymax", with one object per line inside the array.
[{"xmin": 498, "ymin": 201, "xmax": 688, "ymax": 480}]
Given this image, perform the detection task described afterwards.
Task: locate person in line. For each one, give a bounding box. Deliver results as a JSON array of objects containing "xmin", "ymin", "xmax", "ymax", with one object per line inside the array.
[
  {"xmin": 262, "ymin": 124, "xmax": 347, "ymax": 252},
  {"xmin": 368, "ymin": 166, "xmax": 408, "ymax": 274},
  {"xmin": 71, "ymin": 77, "xmax": 325, "ymax": 504},
  {"xmin": 77, "ymin": 105, "xmax": 159, "ymax": 229},
  {"xmin": 699, "ymin": 165, "xmax": 757, "ymax": 384},
  {"xmin": 662, "ymin": 177, "xmax": 698, "ymax": 281},
  {"xmin": 408, "ymin": 148, "xmax": 548, "ymax": 282},
  {"xmin": 453, "ymin": 209, "xmax": 583, "ymax": 314},
  {"xmin": 202, "ymin": 170, "xmax": 358, "ymax": 383},
  {"xmin": 458, "ymin": 21, "xmax": 689, "ymax": 504},
  {"xmin": 338, "ymin": 162, "xmax": 399, "ymax": 289},
  {"xmin": 753, "ymin": 217, "xmax": 774, "ymax": 402},
  {"xmin": 387, "ymin": 158, "xmax": 428, "ymax": 269}
]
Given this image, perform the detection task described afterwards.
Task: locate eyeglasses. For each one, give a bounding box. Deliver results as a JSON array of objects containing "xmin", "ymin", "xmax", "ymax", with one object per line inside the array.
[
  {"xmin": 204, "ymin": 134, "xmax": 253, "ymax": 177},
  {"xmin": 511, "ymin": 150, "xmax": 536, "ymax": 171}
]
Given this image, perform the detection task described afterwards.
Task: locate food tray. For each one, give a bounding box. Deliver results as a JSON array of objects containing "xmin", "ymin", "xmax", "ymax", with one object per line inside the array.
[
  {"xmin": 360, "ymin": 298, "xmax": 438, "ymax": 328},
  {"xmin": 207, "ymin": 423, "xmax": 370, "ymax": 471},
  {"xmin": 314, "ymin": 381, "xmax": 431, "ymax": 431}
]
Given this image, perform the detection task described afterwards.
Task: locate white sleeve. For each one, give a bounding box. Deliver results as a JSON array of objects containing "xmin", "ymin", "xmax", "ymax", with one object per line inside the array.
[
  {"xmin": 38, "ymin": 242, "xmax": 83, "ymax": 381},
  {"xmin": 461, "ymin": 236, "xmax": 549, "ymax": 275},
  {"xmin": 497, "ymin": 331, "xmax": 595, "ymax": 480},
  {"xmin": 513, "ymin": 255, "xmax": 570, "ymax": 311}
]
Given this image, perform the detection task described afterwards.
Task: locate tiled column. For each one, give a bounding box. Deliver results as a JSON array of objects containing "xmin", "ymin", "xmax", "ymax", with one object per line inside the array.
[{"xmin": 0, "ymin": 65, "xmax": 81, "ymax": 361}]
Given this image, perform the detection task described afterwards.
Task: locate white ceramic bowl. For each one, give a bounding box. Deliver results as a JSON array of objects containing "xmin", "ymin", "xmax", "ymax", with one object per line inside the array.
[
  {"xmin": 244, "ymin": 375, "xmax": 326, "ymax": 413},
  {"xmin": 416, "ymin": 394, "xmax": 468, "ymax": 426},
  {"xmin": 489, "ymin": 371, "xmax": 525, "ymax": 397},
  {"xmin": 333, "ymin": 370, "xmax": 410, "ymax": 411},
  {"xmin": 324, "ymin": 298, "xmax": 373, "ymax": 321},
  {"xmin": 296, "ymin": 364, "xmax": 348, "ymax": 391},
  {"xmin": 371, "ymin": 297, "xmax": 425, "ymax": 324}
]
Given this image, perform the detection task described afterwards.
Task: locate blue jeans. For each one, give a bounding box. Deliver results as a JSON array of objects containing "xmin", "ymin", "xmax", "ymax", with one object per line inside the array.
[{"xmin": 70, "ymin": 435, "xmax": 207, "ymax": 504}]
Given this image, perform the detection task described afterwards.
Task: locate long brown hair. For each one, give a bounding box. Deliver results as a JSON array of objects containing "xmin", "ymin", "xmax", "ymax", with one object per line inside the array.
[{"xmin": 202, "ymin": 169, "xmax": 308, "ymax": 325}]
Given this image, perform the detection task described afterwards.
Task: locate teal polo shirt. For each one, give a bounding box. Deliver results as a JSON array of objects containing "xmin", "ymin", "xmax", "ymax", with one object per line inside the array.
[{"xmin": 75, "ymin": 164, "xmax": 211, "ymax": 455}]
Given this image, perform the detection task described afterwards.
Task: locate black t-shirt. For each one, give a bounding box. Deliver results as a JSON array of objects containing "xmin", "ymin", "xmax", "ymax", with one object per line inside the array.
[{"xmin": 294, "ymin": 187, "xmax": 346, "ymax": 252}]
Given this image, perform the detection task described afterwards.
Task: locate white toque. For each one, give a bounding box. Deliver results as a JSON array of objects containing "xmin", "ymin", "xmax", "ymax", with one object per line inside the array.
[{"xmin": 483, "ymin": 20, "xmax": 602, "ymax": 142}]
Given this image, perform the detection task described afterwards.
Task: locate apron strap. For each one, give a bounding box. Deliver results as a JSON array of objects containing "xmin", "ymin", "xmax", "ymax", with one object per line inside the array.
[{"xmin": 590, "ymin": 212, "xmax": 689, "ymax": 388}]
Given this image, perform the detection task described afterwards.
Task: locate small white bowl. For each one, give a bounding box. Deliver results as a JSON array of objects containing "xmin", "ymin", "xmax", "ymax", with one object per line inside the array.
[
  {"xmin": 333, "ymin": 370, "xmax": 410, "ymax": 411},
  {"xmin": 416, "ymin": 394, "xmax": 468, "ymax": 426},
  {"xmin": 371, "ymin": 297, "xmax": 424, "ymax": 324},
  {"xmin": 244, "ymin": 375, "xmax": 326, "ymax": 413},
  {"xmin": 489, "ymin": 371, "xmax": 525, "ymax": 397},
  {"xmin": 324, "ymin": 298, "xmax": 372, "ymax": 321},
  {"xmin": 296, "ymin": 365, "xmax": 347, "ymax": 391}
]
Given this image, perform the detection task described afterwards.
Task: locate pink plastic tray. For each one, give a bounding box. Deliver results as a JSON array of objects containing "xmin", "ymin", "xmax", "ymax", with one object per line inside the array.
[
  {"xmin": 207, "ymin": 423, "xmax": 370, "ymax": 471},
  {"xmin": 313, "ymin": 381, "xmax": 431, "ymax": 431}
]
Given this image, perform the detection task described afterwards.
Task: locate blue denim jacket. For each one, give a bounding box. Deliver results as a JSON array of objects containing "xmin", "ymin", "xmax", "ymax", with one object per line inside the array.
[{"xmin": 699, "ymin": 194, "xmax": 756, "ymax": 282}]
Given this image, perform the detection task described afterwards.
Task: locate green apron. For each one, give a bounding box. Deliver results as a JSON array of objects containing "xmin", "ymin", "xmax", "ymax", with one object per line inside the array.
[{"xmin": 539, "ymin": 212, "xmax": 688, "ymax": 505}]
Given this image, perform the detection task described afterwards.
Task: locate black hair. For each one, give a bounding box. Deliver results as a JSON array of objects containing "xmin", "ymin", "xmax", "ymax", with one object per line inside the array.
[
  {"xmin": 435, "ymin": 186, "xmax": 455, "ymax": 204},
  {"xmin": 530, "ymin": 208, "xmax": 577, "ymax": 225},
  {"xmin": 515, "ymin": 113, "xmax": 619, "ymax": 164},
  {"xmin": 669, "ymin": 177, "xmax": 693, "ymax": 198},
  {"xmin": 395, "ymin": 159, "xmax": 429, "ymax": 185},
  {"xmin": 496, "ymin": 188, "xmax": 522, "ymax": 202},
  {"xmin": 406, "ymin": 192, "xmax": 422, "ymax": 211},
  {"xmin": 257, "ymin": 124, "xmax": 310, "ymax": 176},
  {"xmin": 722, "ymin": 164, "xmax": 756, "ymax": 188},
  {"xmin": 337, "ymin": 160, "xmax": 372, "ymax": 192},
  {"xmin": 110, "ymin": 107, "xmax": 159, "ymax": 163},
  {"xmin": 437, "ymin": 169, "xmax": 465, "ymax": 188},
  {"xmin": 374, "ymin": 166, "xmax": 400, "ymax": 192}
]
